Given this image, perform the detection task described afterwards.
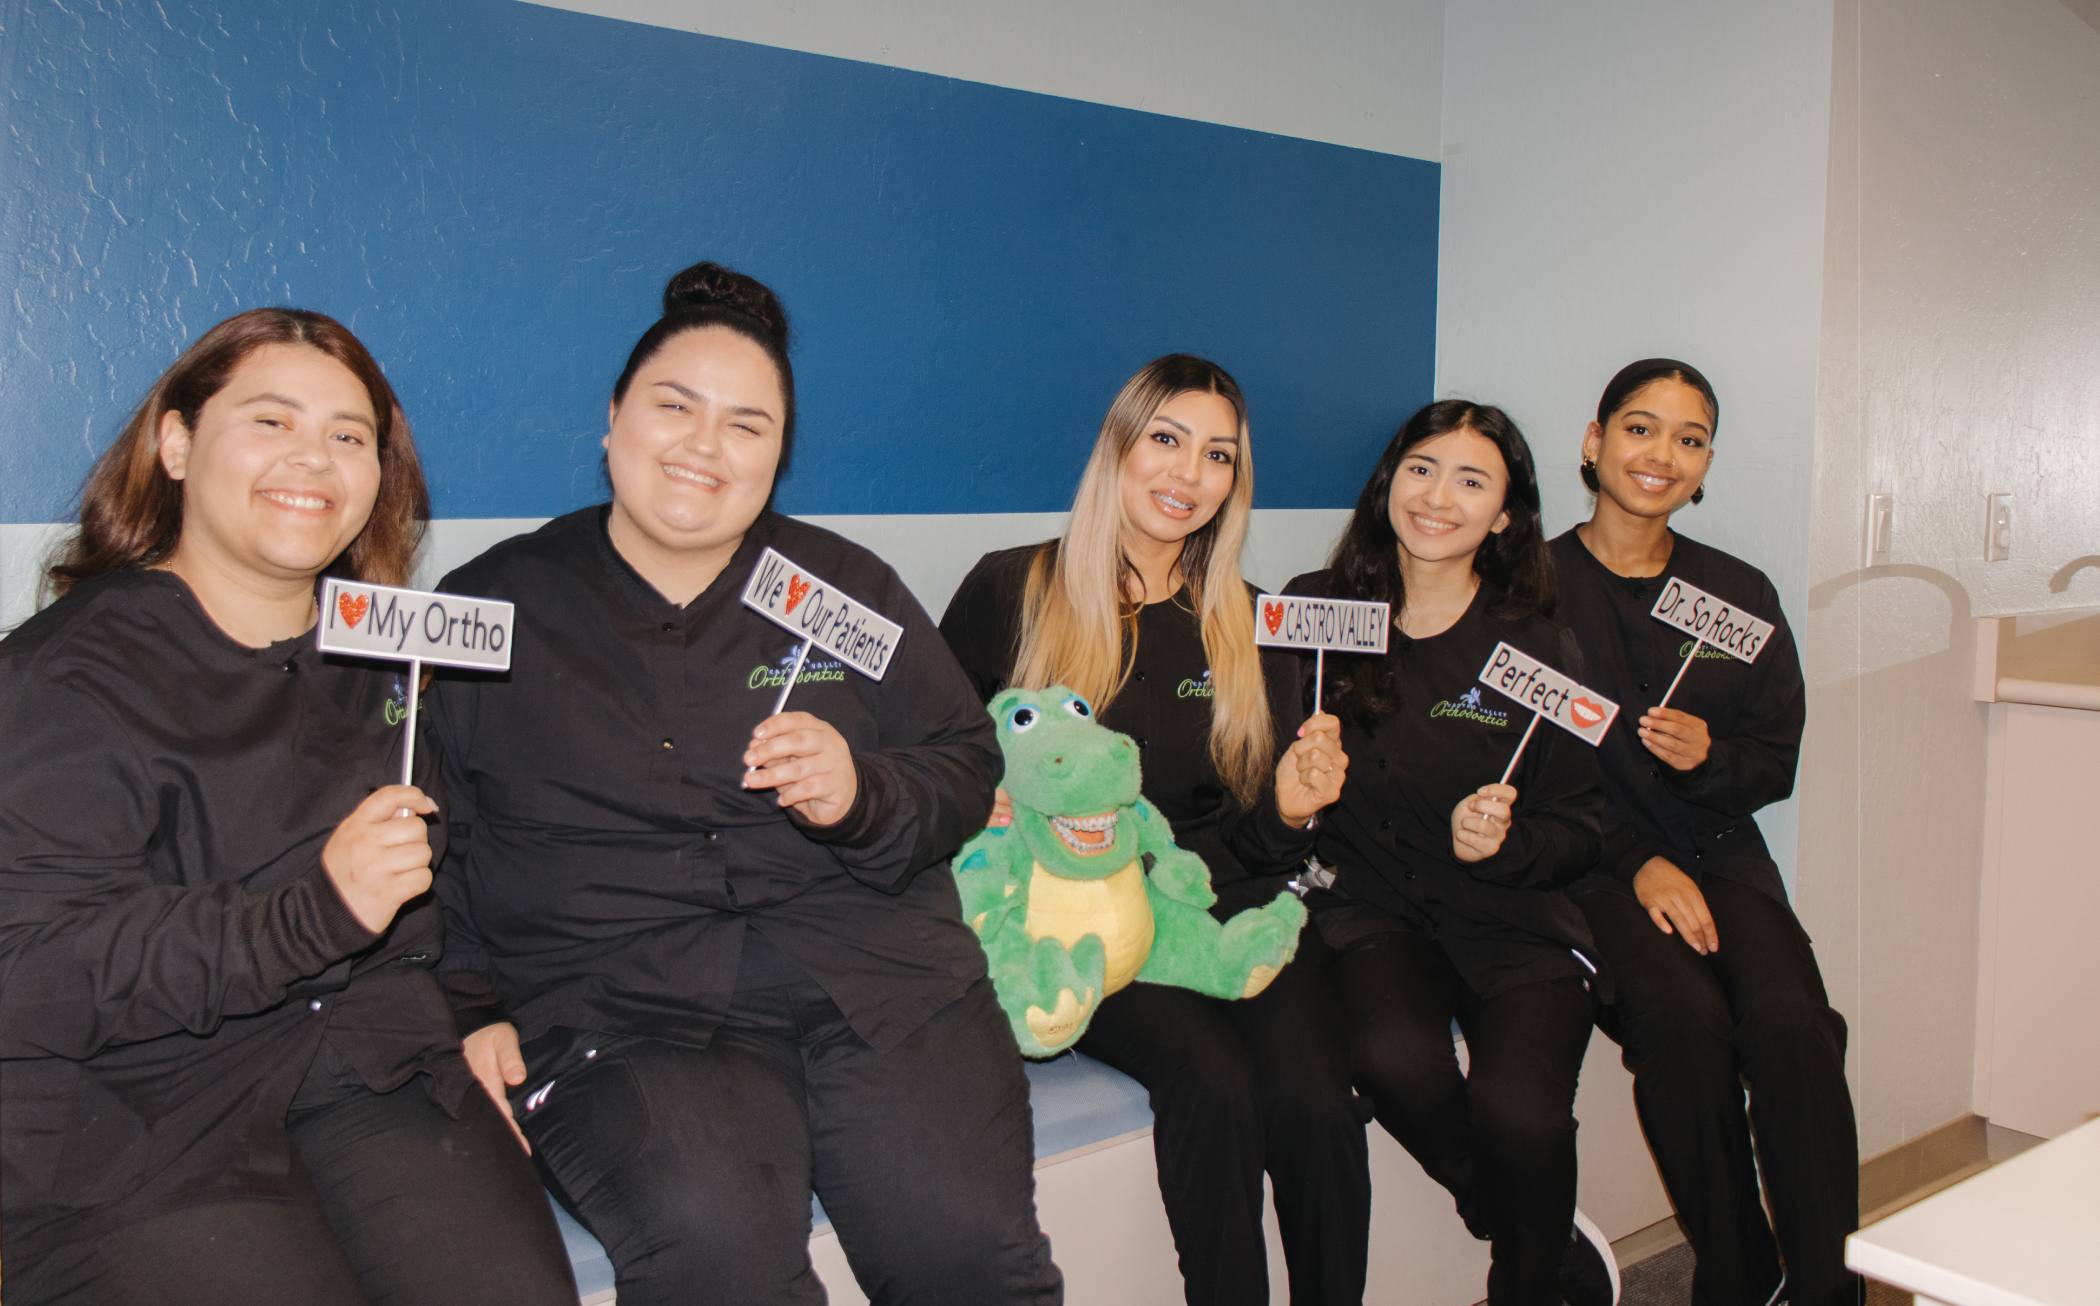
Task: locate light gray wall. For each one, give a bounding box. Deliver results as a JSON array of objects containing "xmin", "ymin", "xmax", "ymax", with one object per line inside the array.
[
  {"xmin": 1806, "ymin": 0, "xmax": 2100, "ymax": 1154},
  {"xmin": 1435, "ymin": 0, "xmax": 1838, "ymax": 899},
  {"xmin": 527, "ymin": 0, "xmax": 1445, "ymax": 159}
]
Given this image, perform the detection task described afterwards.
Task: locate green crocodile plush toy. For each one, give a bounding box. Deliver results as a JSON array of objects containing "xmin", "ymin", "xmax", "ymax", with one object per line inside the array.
[{"xmin": 953, "ymin": 685, "xmax": 1308, "ymax": 1058}]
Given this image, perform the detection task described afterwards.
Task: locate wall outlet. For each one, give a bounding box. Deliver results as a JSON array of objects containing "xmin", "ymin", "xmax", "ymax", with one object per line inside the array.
[
  {"xmin": 1985, "ymin": 492, "xmax": 2013, "ymax": 562},
  {"xmin": 1864, "ymin": 492, "xmax": 1894, "ymax": 566}
]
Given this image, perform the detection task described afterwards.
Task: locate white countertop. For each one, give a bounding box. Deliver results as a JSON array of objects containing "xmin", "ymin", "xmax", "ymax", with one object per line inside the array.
[{"xmin": 1847, "ymin": 1116, "xmax": 2100, "ymax": 1304}]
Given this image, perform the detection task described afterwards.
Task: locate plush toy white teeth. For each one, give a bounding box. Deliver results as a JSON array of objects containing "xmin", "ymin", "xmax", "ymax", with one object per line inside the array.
[{"xmin": 1050, "ymin": 812, "xmax": 1118, "ymax": 853}]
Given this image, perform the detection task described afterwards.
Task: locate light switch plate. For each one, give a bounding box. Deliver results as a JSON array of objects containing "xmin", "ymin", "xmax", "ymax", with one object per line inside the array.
[
  {"xmin": 1985, "ymin": 492, "xmax": 2013, "ymax": 562},
  {"xmin": 1864, "ymin": 493, "xmax": 1893, "ymax": 567}
]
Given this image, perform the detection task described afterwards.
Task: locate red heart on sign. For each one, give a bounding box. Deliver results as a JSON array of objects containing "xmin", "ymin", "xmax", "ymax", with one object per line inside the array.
[
  {"xmin": 1569, "ymin": 696, "xmax": 1605, "ymax": 729},
  {"xmin": 785, "ymin": 575, "xmax": 812, "ymax": 613},
  {"xmin": 337, "ymin": 592, "xmax": 370, "ymax": 629},
  {"xmin": 1262, "ymin": 600, "xmax": 1284, "ymax": 635}
]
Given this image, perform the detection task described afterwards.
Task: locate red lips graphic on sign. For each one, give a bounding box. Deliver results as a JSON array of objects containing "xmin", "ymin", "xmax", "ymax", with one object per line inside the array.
[
  {"xmin": 1262, "ymin": 601, "xmax": 1284, "ymax": 635},
  {"xmin": 337, "ymin": 592, "xmax": 370, "ymax": 629},
  {"xmin": 1569, "ymin": 696, "xmax": 1606, "ymax": 729},
  {"xmin": 785, "ymin": 575, "xmax": 812, "ymax": 613}
]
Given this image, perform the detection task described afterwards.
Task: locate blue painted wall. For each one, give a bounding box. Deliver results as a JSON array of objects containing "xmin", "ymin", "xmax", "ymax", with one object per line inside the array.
[{"xmin": 1, "ymin": 0, "xmax": 1437, "ymax": 523}]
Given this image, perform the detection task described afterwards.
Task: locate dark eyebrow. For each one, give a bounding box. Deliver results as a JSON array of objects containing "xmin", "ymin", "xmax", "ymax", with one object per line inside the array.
[
  {"xmin": 652, "ymin": 381, "xmax": 777, "ymax": 424},
  {"xmin": 237, "ymin": 392, "xmax": 373, "ymax": 430},
  {"xmin": 1151, "ymin": 415, "xmax": 1192, "ymax": 436},
  {"xmin": 1623, "ymin": 408, "xmax": 1711, "ymax": 436}
]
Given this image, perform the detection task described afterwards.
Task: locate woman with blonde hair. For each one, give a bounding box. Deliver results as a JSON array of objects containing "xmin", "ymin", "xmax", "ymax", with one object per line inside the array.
[{"xmin": 941, "ymin": 354, "xmax": 1369, "ymax": 1305}]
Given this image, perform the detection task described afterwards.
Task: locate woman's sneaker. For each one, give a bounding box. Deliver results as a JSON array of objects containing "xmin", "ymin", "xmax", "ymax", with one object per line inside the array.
[{"xmin": 1560, "ymin": 1208, "xmax": 1620, "ymax": 1305}]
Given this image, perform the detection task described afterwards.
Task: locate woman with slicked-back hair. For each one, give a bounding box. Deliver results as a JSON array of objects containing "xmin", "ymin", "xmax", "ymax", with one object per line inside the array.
[
  {"xmin": 941, "ymin": 354, "xmax": 1370, "ymax": 1306},
  {"xmin": 0, "ymin": 309, "xmax": 576, "ymax": 1305},
  {"xmin": 426, "ymin": 262, "xmax": 1061, "ymax": 1306},
  {"xmin": 1558, "ymin": 359, "xmax": 1858, "ymax": 1306}
]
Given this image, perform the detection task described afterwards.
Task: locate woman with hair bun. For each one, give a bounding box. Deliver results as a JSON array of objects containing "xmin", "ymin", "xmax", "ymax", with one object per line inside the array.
[
  {"xmin": 427, "ymin": 262, "xmax": 1062, "ymax": 1306},
  {"xmin": 0, "ymin": 309, "xmax": 575, "ymax": 1305},
  {"xmin": 1284, "ymin": 400, "xmax": 1617, "ymax": 1306},
  {"xmin": 939, "ymin": 354, "xmax": 1369, "ymax": 1306},
  {"xmin": 1557, "ymin": 359, "xmax": 1858, "ymax": 1306}
]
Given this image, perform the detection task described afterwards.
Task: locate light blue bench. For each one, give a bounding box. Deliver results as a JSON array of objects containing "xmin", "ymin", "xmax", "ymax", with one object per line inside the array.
[{"xmin": 550, "ymin": 1051, "xmax": 1155, "ymax": 1301}]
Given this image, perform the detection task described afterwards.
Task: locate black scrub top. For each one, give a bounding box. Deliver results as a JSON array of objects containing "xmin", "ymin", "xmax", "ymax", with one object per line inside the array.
[
  {"xmin": 1282, "ymin": 568, "xmax": 1604, "ymax": 998},
  {"xmin": 1549, "ymin": 528, "xmax": 1804, "ymax": 907},
  {"xmin": 938, "ymin": 543, "xmax": 1318, "ymax": 916},
  {"xmin": 426, "ymin": 508, "xmax": 999, "ymax": 1081},
  {"xmin": 0, "ymin": 570, "xmax": 465, "ymax": 1261}
]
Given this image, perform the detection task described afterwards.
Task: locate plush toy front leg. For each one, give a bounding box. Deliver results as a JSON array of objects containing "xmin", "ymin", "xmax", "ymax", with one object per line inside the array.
[
  {"xmin": 980, "ymin": 926, "xmax": 1107, "ymax": 1058},
  {"xmin": 1136, "ymin": 888, "xmax": 1308, "ymax": 1001}
]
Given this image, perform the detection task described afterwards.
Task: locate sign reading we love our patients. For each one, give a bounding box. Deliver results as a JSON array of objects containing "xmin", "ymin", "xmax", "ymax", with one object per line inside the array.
[
  {"xmin": 1478, "ymin": 642, "xmax": 1620, "ymax": 747},
  {"xmin": 1649, "ymin": 577, "xmax": 1774, "ymax": 664},
  {"xmin": 1253, "ymin": 594, "xmax": 1391, "ymax": 654},
  {"xmin": 740, "ymin": 548, "xmax": 903, "ymax": 681},
  {"xmin": 317, "ymin": 578, "xmax": 514, "ymax": 671}
]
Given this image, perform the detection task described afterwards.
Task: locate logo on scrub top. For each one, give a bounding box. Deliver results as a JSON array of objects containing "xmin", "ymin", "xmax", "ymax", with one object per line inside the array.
[
  {"xmin": 382, "ymin": 676, "xmax": 409, "ymax": 726},
  {"xmin": 1677, "ymin": 639, "xmax": 1736, "ymax": 662},
  {"xmin": 1428, "ymin": 685, "xmax": 1510, "ymax": 728},
  {"xmin": 746, "ymin": 645, "xmax": 848, "ymax": 692},
  {"xmin": 1176, "ymin": 668, "xmax": 1214, "ymax": 699}
]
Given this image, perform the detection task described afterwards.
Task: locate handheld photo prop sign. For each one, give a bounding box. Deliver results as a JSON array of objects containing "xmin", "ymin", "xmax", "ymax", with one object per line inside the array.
[
  {"xmin": 317, "ymin": 578, "xmax": 515, "ymax": 785},
  {"xmin": 740, "ymin": 547, "xmax": 905, "ymax": 714},
  {"xmin": 1648, "ymin": 577, "xmax": 1775, "ymax": 709},
  {"xmin": 1253, "ymin": 593, "xmax": 1392, "ymax": 712},
  {"xmin": 1477, "ymin": 641, "xmax": 1621, "ymax": 784}
]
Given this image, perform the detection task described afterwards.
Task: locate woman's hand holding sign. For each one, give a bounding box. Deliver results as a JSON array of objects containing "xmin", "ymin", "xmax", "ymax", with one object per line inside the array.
[
  {"xmin": 1637, "ymin": 706, "xmax": 1711, "ymax": 771},
  {"xmin": 744, "ymin": 711, "xmax": 859, "ymax": 826},
  {"xmin": 322, "ymin": 785, "xmax": 438, "ymax": 934},
  {"xmin": 1276, "ymin": 712, "xmax": 1348, "ymax": 827},
  {"xmin": 1451, "ymin": 783, "xmax": 1516, "ymax": 863},
  {"xmin": 1633, "ymin": 855, "xmax": 1719, "ymax": 954}
]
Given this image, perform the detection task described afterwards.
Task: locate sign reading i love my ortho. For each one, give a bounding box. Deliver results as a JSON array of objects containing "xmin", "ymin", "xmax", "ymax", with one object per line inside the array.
[
  {"xmin": 1477, "ymin": 641, "xmax": 1619, "ymax": 747},
  {"xmin": 740, "ymin": 547, "xmax": 903, "ymax": 681},
  {"xmin": 317, "ymin": 577, "xmax": 514, "ymax": 671},
  {"xmin": 1649, "ymin": 577, "xmax": 1774, "ymax": 663},
  {"xmin": 1252, "ymin": 593, "xmax": 1391, "ymax": 654}
]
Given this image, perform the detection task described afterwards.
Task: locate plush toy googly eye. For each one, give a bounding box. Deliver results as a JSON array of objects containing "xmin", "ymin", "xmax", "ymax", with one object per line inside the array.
[
  {"xmin": 1062, "ymin": 695, "xmax": 1093, "ymax": 719},
  {"xmin": 1007, "ymin": 705, "xmax": 1041, "ymax": 732}
]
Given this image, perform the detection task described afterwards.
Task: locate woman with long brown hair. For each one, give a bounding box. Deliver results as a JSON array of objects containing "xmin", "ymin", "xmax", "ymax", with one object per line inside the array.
[
  {"xmin": 940, "ymin": 354, "xmax": 1369, "ymax": 1306},
  {"xmin": 0, "ymin": 309, "xmax": 574, "ymax": 1305}
]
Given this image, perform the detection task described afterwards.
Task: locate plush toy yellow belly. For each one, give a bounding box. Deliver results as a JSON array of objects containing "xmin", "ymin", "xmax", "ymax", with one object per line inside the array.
[{"xmin": 1023, "ymin": 859, "xmax": 1155, "ymax": 995}]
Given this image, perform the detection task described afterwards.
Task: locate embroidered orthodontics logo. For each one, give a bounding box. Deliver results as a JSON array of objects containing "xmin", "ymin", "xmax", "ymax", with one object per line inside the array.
[
  {"xmin": 382, "ymin": 676, "xmax": 410, "ymax": 726},
  {"xmin": 1176, "ymin": 668, "xmax": 1214, "ymax": 699},
  {"xmin": 747, "ymin": 645, "xmax": 848, "ymax": 692},
  {"xmin": 1429, "ymin": 685, "xmax": 1510, "ymax": 727},
  {"xmin": 1677, "ymin": 638, "xmax": 1735, "ymax": 662}
]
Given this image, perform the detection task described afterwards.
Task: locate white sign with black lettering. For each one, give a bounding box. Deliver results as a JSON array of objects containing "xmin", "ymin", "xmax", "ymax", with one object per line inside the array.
[
  {"xmin": 318, "ymin": 578, "xmax": 514, "ymax": 671},
  {"xmin": 1649, "ymin": 577, "xmax": 1774, "ymax": 664},
  {"xmin": 317, "ymin": 578, "xmax": 516, "ymax": 786},
  {"xmin": 741, "ymin": 548, "xmax": 903, "ymax": 688},
  {"xmin": 1648, "ymin": 577, "xmax": 1774, "ymax": 710},
  {"xmin": 1477, "ymin": 641, "xmax": 1620, "ymax": 783},
  {"xmin": 1253, "ymin": 594, "xmax": 1392, "ymax": 654}
]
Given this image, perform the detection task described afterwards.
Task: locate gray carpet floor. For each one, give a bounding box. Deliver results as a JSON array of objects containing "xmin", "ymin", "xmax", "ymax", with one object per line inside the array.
[{"xmin": 1618, "ymin": 1243, "xmax": 1910, "ymax": 1305}]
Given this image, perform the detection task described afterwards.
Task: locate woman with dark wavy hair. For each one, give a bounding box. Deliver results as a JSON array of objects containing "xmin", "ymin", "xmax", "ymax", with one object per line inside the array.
[
  {"xmin": 1282, "ymin": 400, "xmax": 1618, "ymax": 1306},
  {"xmin": 0, "ymin": 309, "xmax": 575, "ymax": 1305}
]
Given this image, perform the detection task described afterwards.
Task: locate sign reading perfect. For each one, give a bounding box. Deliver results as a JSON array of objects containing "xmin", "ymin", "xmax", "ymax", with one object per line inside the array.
[
  {"xmin": 741, "ymin": 548, "xmax": 903, "ymax": 681},
  {"xmin": 1253, "ymin": 594, "xmax": 1391, "ymax": 654},
  {"xmin": 1477, "ymin": 642, "xmax": 1620, "ymax": 747},
  {"xmin": 1649, "ymin": 577, "xmax": 1774, "ymax": 663},
  {"xmin": 317, "ymin": 578, "xmax": 514, "ymax": 672}
]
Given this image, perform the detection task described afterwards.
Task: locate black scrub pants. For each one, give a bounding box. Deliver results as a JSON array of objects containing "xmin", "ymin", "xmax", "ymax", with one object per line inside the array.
[
  {"xmin": 1328, "ymin": 920, "xmax": 1594, "ymax": 1306},
  {"xmin": 7, "ymin": 1046, "xmax": 577, "ymax": 1306},
  {"xmin": 521, "ymin": 971, "xmax": 1063, "ymax": 1306},
  {"xmin": 1075, "ymin": 927, "xmax": 1372, "ymax": 1306},
  {"xmin": 1579, "ymin": 876, "xmax": 1860, "ymax": 1306}
]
